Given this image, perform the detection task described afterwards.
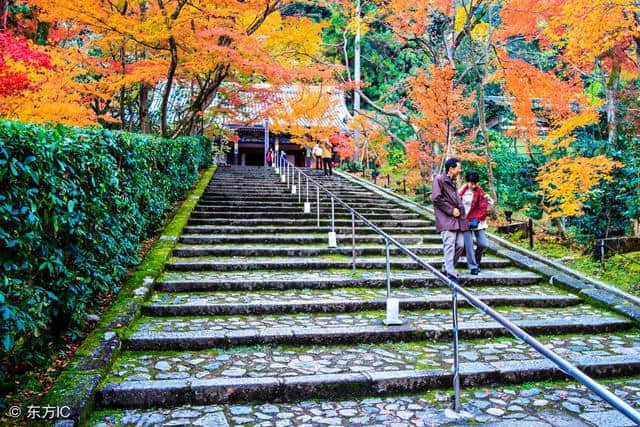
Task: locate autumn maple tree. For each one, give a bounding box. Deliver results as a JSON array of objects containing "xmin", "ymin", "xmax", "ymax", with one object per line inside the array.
[{"xmin": 13, "ymin": 0, "xmax": 329, "ymax": 136}]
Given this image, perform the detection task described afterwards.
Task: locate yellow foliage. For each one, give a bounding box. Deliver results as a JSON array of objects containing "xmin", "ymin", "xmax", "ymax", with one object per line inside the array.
[
  {"xmin": 454, "ymin": 6, "xmax": 468, "ymax": 34},
  {"xmin": 536, "ymin": 156, "xmax": 623, "ymax": 218},
  {"xmin": 471, "ymin": 22, "xmax": 490, "ymax": 41},
  {"xmin": 454, "ymin": 6, "xmax": 490, "ymax": 40},
  {"xmin": 541, "ymin": 108, "xmax": 600, "ymax": 154}
]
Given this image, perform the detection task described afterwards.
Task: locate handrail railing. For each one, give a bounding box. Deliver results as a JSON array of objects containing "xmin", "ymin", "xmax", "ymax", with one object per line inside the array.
[
  {"xmin": 273, "ymin": 150, "xmax": 640, "ymax": 424},
  {"xmin": 599, "ymin": 239, "xmax": 640, "ymax": 271}
]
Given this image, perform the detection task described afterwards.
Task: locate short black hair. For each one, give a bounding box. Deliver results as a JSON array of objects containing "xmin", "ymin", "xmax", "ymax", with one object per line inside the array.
[
  {"xmin": 444, "ymin": 158, "xmax": 459, "ymax": 173},
  {"xmin": 466, "ymin": 171, "xmax": 479, "ymax": 183}
]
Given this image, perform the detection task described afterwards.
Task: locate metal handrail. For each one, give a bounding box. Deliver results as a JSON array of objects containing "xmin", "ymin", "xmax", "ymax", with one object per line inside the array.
[{"xmin": 273, "ymin": 151, "xmax": 640, "ymax": 424}]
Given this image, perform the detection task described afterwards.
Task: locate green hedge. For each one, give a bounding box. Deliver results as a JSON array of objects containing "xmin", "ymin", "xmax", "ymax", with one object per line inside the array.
[{"xmin": 0, "ymin": 120, "xmax": 211, "ymax": 370}]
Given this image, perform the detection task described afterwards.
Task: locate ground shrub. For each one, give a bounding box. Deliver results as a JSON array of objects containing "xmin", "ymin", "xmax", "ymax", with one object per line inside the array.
[{"xmin": 0, "ymin": 120, "xmax": 211, "ymax": 384}]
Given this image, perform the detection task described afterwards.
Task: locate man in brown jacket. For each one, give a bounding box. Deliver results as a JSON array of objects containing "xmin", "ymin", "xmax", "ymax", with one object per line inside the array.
[{"xmin": 432, "ymin": 158, "xmax": 479, "ymax": 282}]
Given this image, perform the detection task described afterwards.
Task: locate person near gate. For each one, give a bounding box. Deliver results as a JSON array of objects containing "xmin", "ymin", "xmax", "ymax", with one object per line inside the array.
[
  {"xmin": 266, "ymin": 148, "xmax": 273, "ymax": 166},
  {"xmin": 312, "ymin": 142, "xmax": 323, "ymax": 169},
  {"xmin": 321, "ymin": 141, "xmax": 333, "ymax": 176},
  {"xmin": 431, "ymin": 158, "xmax": 480, "ymax": 283},
  {"xmin": 460, "ymin": 171, "xmax": 493, "ymax": 268}
]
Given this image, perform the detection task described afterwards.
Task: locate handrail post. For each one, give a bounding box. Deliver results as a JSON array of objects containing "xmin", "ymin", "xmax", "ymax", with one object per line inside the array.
[
  {"xmin": 291, "ymin": 164, "xmax": 297, "ymax": 195},
  {"xmin": 298, "ymin": 171, "xmax": 301, "ymax": 202},
  {"xmin": 383, "ymin": 238, "xmax": 402, "ymax": 325},
  {"xmin": 452, "ymin": 287, "xmax": 461, "ymax": 412},
  {"xmin": 304, "ymin": 175, "xmax": 311, "ymax": 213},
  {"xmin": 316, "ymin": 185, "xmax": 320, "ymax": 227},
  {"xmin": 328, "ymin": 197, "xmax": 337, "ymax": 247},
  {"xmin": 331, "ymin": 197, "xmax": 335, "ymax": 232},
  {"xmin": 274, "ymin": 151, "xmax": 279, "ymax": 173},
  {"xmin": 351, "ymin": 211, "xmax": 356, "ymax": 273},
  {"xmin": 385, "ymin": 238, "xmax": 391, "ymax": 298}
]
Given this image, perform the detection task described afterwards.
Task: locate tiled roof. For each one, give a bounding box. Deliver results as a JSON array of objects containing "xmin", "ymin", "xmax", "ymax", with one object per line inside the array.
[{"xmin": 210, "ymin": 84, "xmax": 353, "ymax": 133}]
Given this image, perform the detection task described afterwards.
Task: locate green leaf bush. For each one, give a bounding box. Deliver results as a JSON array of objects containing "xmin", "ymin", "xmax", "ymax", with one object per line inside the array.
[{"xmin": 0, "ymin": 120, "xmax": 211, "ymax": 371}]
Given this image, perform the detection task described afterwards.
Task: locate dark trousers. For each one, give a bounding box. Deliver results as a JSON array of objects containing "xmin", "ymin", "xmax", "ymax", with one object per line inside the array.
[
  {"xmin": 323, "ymin": 158, "xmax": 332, "ymax": 175},
  {"xmin": 315, "ymin": 157, "xmax": 322, "ymax": 169}
]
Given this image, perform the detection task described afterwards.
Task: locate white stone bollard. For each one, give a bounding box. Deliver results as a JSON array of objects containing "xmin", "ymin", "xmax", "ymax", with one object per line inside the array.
[
  {"xmin": 303, "ymin": 202, "xmax": 311, "ymax": 213},
  {"xmin": 328, "ymin": 231, "xmax": 337, "ymax": 248},
  {"xmin": 383, "ymin": 298, "xmax": 403, "ymax": 325}
]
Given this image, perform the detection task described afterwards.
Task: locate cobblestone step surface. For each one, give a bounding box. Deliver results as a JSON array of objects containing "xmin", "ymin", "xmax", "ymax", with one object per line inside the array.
[
  {"xmin": 165, "ymin": 255, "xmax": 512, "ymax": 271},
  {"xmin": 124, "ymin": 306, "xmax": 631, "ymax": 350},
  {"xmin": 98, "ymin": 352, "xmax": 640, "ymax": 408},
  {"xmin": 107, "ymin": 332, "xmax": 640, "ymax": 382},
  {"xmin": 190, "ymin": 210, "xmax": 422, "ymax": 220},
  {"xmin": 142, "ymin": 288, "xmax": 580, "ymax": 316},
  {"xmin": 172, "ymin": 244, "xmax": 444, "ymax": 257},
  {"xmin": 181, "ymin": 225, "xmax": 438, "ymax": 234},
  {"xmin": 155, "ymin": 269, "xmax": 542, "ymax": 291},
  {"xmin": 178, "ymin": 233, "xmax": 441, "ymax": 244},
  {"xmin": 195, "ymin": 204, "xmax": 412, "ymax": 214},
  {"xmin": 90, "ymin": 377, "xmax": 640, "ymax": 426},
  {"xmin": 185, "ymin": 218, "xmax": 433, "ymax": 227}
]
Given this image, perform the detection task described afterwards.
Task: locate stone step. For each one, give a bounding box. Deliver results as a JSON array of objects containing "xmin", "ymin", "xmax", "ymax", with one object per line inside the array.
[
  {"xmin": 90, "ymin": 374, "xmax": 640, "ymax": 425},
  {"xmin": 189, "ymin": 210, "xmax": 422, "ymax": 220},
  {"xmin": 125, "ymin": 306, "xmax": 630, "ymax": 350},
  {"xmin": 164, "ymin": 255, "xmax": 512, "ymax": 271},
  {"xmin": 172, "ymin": 244, "xmax": 444, "ymax": 257},
  {"xmin": 195, "ymin": 204, "xmax": 410, "ymax": 214},
  {"xmin": 178, "ymin": 234, "xmax": 441, "ymax": 245},
  {"xmin": 143, "ymin": 290, "xmax": 581, "ymax": 316},
  {"xmin": 155, "ymin": 269, "xmax": 541, "ymax": 292},
  {"xmin": 196, "ymin": 199, "xmax": 400, "ymax": 208},
  {"xmin": 109, "ymin": 332, "xmax": 640, "ymax": 384},
  {"xmin": 96, "ymin": 353, "xmax": 640, "ymax": 408},
  {"xmin": 205, "ymin": 189, "xmax": 375, "ymax": 197},
  {"xmin": 199, "ymin": 195, "xmax": 391, "ymax": 203},
  {"xmin": 181, "ymin": 225, "xmax": 439, "ymax": 235},
  {"xmin": 185, "ymin": 218, "xmax": 433, "ymax": 227},
  {"xmin": 97, "ymin": 332, "xmax": 640, "ymax": 409}
]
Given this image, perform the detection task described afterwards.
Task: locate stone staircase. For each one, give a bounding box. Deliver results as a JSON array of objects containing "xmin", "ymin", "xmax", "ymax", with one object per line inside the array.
[{"xmin": 91, "ymin": 166, "xmax": 640, "ymax": 425}]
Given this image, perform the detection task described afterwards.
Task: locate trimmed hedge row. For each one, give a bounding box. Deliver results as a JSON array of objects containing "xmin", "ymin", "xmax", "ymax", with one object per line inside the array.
[{"xmin": 0, "ymin": 120, "xmax": 211, "ymax": 370}]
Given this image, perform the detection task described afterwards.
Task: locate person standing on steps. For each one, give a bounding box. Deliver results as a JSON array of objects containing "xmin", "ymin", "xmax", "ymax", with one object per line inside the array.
[
  {"xmin": 313, "ymin": 142, "xmax": 323, "ymax": 170},
  {"xmin": 266, "ymin": 148, "xmax": 273, "ymax": 166},
  {"xmin": 460, "ymin": 171, "xmax": 492, "ymax": 269},
  {"xmin": 322, "ymin": 141, "xmax": 333, "ymax": 176},
  {"xmin": 431, "ymin": 158, "xmax": 480, "ymax": 283}
]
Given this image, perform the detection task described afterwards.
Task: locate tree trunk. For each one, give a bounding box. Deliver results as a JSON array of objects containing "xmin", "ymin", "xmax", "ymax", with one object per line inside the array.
[
  {"xmin": 605, "ymin": 66, "xmax": 621, "ymax": 148},
  {"xmin": 1, "ymin": 0, "xmax": 9, "ymax": 29},
  {"xmin": 477, "ymin": 81, "xmax": 498, "ymax": 215},
  {"xmin": 170, "ymin": 64, "xmax": 229, "ymax": 138},
  {"xmin": 160, "ymin": 36, "xmax": 178, "ymax": 138},
  {"xmin": 139, "ymin": 83, "xmax": 151, "ymax": 134},
  {"xmin": 540, "ymin": 202, "xmax": 568, "ymax": 240},
  {"xmin": 634, "ymin": 218, "xmax": 640, "ymax": 237},
  {"xmin": 119, "ymin": 86, "xmax": 126, "ymax": 130}
]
